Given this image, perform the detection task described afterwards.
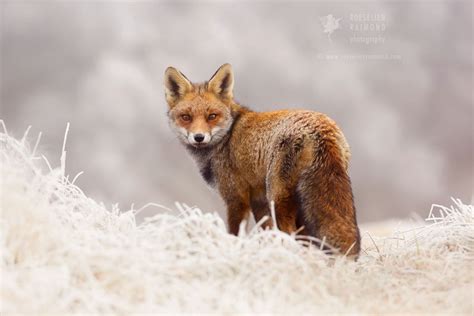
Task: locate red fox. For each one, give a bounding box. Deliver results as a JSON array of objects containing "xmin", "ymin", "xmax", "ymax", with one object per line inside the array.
[{"xmin": 164, "ymin": 64, "xmax": 360, "ymax": 256}]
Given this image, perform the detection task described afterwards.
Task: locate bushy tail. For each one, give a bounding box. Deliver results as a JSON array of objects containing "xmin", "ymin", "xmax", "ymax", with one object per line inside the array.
[{"xmin": 296, "ymin": 139, "xmax": 361, "ymax": 256}]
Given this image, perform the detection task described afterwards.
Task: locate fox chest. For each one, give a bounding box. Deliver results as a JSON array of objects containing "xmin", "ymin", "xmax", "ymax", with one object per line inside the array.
[
  {"xmin": 198, "ymin": 160, "xmax": 216, "ymax": 187},
  {"xmin": 191, "ymin": 147, "xmax": 267, "ymax": 192},
  {"xmin": 197, "ymin": 159, "xmax": 266, "ymax": 194}
]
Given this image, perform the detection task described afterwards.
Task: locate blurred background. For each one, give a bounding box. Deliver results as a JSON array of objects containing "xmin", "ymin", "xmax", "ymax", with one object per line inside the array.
[{"xmin": 1, "ymin": 1, "xmax": 472, "ymax": 223}]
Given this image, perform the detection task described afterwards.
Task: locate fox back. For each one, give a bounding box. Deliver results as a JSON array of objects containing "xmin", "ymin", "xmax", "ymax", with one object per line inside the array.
[{"xmin": 164, "ymin": 64, "xmax": 360, "ymax": 257}]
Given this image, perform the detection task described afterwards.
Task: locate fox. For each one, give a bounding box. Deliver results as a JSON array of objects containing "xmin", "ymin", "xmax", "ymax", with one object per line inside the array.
[{"xmin": 163, "ymin": 63, "xmax": 360, "ymax": 256}]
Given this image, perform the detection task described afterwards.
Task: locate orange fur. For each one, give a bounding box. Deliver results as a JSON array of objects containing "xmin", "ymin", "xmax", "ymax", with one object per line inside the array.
[{"xmin": 164, "ymin": 64, "xmax": 360, "ymax": 257}]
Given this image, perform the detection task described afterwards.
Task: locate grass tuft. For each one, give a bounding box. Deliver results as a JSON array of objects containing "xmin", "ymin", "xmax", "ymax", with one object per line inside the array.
[{"xmin": 1, "ymin": 125, "xmax": 473, "ymax": 314}]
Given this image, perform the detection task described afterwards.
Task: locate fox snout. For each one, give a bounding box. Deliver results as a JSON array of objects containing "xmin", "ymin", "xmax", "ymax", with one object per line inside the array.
[{"xmin": 188, "ymin": 132, "xmax": 211, "ymax": 146}]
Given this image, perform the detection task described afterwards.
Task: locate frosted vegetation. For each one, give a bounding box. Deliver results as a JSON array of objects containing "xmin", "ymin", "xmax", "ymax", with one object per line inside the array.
[{"xmin": 1, "ymin": 123, "xmax": 473, "ymax": 314}]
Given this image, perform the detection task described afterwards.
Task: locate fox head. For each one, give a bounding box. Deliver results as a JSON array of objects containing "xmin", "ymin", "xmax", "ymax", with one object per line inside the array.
[{"xmin": 164, "ymin": 63, "xmax": 237, "ymax": 148}]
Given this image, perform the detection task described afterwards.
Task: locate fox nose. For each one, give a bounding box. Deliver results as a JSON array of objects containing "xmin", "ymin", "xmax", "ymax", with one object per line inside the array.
[{"xmin": 194, "ymin": 134, "xmax": 205, "ymax": 143}]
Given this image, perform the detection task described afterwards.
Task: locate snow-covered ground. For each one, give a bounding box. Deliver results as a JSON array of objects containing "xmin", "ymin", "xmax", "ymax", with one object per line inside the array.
[{"xmin": 1, "ymin": 126, "xmax": 473, "ymax": 315}]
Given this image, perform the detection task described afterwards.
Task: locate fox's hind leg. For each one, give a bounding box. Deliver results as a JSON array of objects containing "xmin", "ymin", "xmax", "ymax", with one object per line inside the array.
[
  {"xmin": 265, "ymin": 137, "xmax": 308, "ymax": 234},
  {"xmin": 250, "ymin": 190, "xmax": 273, "ymax": 230},
  {"xmin": 266, "ymin": 178, "xmax": 298, "ymax": 234}
]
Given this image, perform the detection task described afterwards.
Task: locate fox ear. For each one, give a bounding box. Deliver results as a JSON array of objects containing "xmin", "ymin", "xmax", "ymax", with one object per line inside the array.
[
  {"xmin": 164, "ymin": 67, "xmax": 193, "ymax": 106},
  {"xmin": 208, "ymin": 63, "xmax": 234, "ymax": 100}
]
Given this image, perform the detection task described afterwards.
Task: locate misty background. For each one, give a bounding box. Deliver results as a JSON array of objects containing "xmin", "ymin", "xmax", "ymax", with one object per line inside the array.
[{"xmin": 1, "ymin": 1, "xmax": 472, "ymax": 223}]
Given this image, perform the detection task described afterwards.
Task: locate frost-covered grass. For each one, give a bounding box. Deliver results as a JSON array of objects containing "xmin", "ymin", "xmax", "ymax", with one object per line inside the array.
[{"xmin": 1, "ymin": 125, "xmax": 473, "ymax": 315}]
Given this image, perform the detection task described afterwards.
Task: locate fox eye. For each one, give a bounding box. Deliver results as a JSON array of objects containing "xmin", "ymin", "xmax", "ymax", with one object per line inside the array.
[
  {"xmin": 181, "ymin": 114, "xmax": 191, "ymax": 122},
  {"xmin": 208, "ymin": 113, "xmax": 217, "ymax": 121}
]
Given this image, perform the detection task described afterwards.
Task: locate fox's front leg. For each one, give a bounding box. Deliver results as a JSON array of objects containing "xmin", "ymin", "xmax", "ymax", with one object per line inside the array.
[{"xmin": 220, "ymin": 184, "xmax": 251, "ymax": 235}]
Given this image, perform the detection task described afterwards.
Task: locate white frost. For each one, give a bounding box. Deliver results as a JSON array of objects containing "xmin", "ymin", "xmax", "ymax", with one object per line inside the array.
[{"xmin": 1, "ymin": 126, "xmax": 473, "ymax": 314}]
